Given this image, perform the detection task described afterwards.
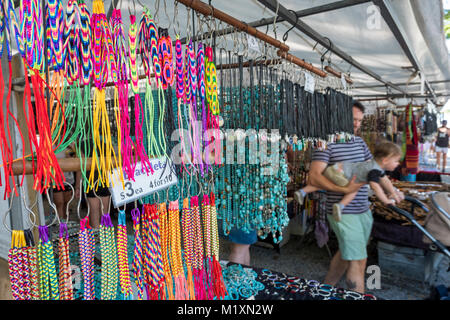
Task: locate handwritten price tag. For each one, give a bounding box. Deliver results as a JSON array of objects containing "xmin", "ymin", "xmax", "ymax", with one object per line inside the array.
[
  {"xmin": 247, "ymin": 34, "xmax": 260, "ymax": 53},
  {"xmin": 108, "ymin": 157, "xmax": 178, "ymax": 208},
  {"xmin": 341, "ymin": 73, "xmax": 347, "ymax": 90},
  {"xmin": 304, "ymin": 72, "xmax": 315, "ymax": 93}
]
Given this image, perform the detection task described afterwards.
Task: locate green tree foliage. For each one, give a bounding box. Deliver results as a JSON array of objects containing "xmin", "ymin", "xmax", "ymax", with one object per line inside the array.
[{"xmin": 445, "ymin": 10, "xmax": 450, "ymax": 38}]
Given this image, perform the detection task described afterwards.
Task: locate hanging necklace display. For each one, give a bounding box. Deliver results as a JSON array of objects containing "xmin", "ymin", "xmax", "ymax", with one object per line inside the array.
[
  {"xmin": 89, "ymin": 0, "xmax": 121, "ymax": 189},
  {"xmin": 117, "ymin": 204, "xmax": 133, "ymax": 300},
  {"xmin": 58, "ymin": 183, "xmax": 75, "ymax": 300}
]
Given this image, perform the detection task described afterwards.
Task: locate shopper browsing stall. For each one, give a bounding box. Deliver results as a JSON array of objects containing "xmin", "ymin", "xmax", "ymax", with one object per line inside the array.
[
  {"xmin": 295, "ymin": 141, "xmax": 403, "ymax": 222},
  {"xmin": 308, "ymin": 101, "xmax": 403, "ymax": 294},
  {"xmin": 435, "ymin": 120, "xmax": 450, "ymax": 172}
]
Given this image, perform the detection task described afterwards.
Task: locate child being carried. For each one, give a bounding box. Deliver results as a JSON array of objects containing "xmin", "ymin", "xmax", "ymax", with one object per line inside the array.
[{"xmin": 295, "ymin": 141, "xmax": 402, "ymax": 222}]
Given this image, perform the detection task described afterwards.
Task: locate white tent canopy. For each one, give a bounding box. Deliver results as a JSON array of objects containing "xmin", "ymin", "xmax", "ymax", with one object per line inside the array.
[{"xmin": 215, "ymin": 0, "xmax": 450, "ymax": 106}]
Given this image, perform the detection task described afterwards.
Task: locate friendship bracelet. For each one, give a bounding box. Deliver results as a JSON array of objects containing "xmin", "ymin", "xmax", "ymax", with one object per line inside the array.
[
  {"xmin": 117, "ymin": 209, "xmax": 133, "ymax": 299},
  {"xmin": 79, "ymin": 216, "xmax": 95, "ymax": 300},
  {"xmin": 37, "ymin": 225, "xmax": 60, "ymax": 300},
  {"xmin": 58, "ymin": 222, "xmax": 73, "ymax": 300}
]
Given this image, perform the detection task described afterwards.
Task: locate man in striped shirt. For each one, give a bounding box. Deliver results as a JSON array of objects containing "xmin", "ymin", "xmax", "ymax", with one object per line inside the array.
[{"xmin": 309, "ymin": 101, "xmax": 402, "ymax": 293}]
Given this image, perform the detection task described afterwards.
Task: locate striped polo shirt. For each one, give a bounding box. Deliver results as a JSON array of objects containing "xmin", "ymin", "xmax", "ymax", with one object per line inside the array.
[{"xmin": 311, "ymin": 136, "xmax": 372, "ymax": 215}]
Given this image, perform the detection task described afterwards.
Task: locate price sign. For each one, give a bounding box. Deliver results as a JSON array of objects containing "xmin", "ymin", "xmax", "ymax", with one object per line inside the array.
[
  {"xmin": 108, "ymin": 157, "xmax": 178, "ymax": 208},
  {"xmin": 304, "ymin": 72, "xmax": 315, "ymax": 93},
  {"xmin": 247, "ymin": 34, "xmax": 260, "ymax": 53},
  {"xmin": 341, "ymin": 73, "xmax": 347, "ymax": 90}
]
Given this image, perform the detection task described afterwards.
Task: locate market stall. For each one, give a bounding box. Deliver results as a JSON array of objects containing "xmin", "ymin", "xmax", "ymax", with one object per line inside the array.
[
  {"xmin": 370, "ymin": 181, "xmax": 450, "ymax": 282},
  {"xmin": 371, "ymin": 181, "xmax": 450, "ymax": 249}
]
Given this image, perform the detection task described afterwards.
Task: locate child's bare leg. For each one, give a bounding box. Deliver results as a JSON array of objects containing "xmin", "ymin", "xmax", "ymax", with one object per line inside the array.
[
  {"xmin": 294, "ymin": 185, "xmax": 319, "ymax": 205},
  {"xmin": 302, "ymin": 185, "xmax": 320, "ymax": 194},
  {"xmin": 340, "ymin": 191, "xmax": 358, "ymax": 207},
  {"xmin": 332, "ymin": 191, "xmax": 358, "ymax": 222}
]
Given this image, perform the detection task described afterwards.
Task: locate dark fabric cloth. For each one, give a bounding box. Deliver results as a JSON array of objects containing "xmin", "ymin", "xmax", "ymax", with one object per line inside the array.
[
  {"xmin": 85, "ymin": 171, "xmax": 111, "ymax": 198},
  {"xmin": 423, "ymin": 111, "xmax": 437, "ymax": 136},
  {"xmin": 371, "ymin": 216, "xmax": 430, "ymax": 250},
  {"xmin": 436, "ymin": 128, "xmax": 449, "ymax": 148}
]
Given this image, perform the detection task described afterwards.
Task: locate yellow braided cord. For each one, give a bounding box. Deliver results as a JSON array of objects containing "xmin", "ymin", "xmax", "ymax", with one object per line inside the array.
[
  {"xmin": 113, "ymin": 88, "xmax": 125, "ymax": 188},
  {"xmin": 210, "ymin": 200, "xmax": 220, "ymax": 259},
  {"xmin": 89, "ymin": 89, "xmax": 122, "ymax": 190}
]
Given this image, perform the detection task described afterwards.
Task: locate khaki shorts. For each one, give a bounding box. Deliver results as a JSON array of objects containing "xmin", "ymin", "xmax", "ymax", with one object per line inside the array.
[{"xmin": 327, "ymin": 210, "xmax": 373, "ymax": 261}]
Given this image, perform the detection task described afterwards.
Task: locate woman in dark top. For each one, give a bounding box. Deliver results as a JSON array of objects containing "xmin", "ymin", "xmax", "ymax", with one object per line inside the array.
[{"xmin": 435, "ymin": 120, "xmax": 450, "ymax": 172}]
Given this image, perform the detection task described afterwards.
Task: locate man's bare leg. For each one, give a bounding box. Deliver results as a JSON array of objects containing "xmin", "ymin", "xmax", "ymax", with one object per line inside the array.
[
  {"xmin": 324, "ymin": 250, "xmax": 349, "ymax": 286},
  {"xmin": 345, "ymin": 259, "xmax": 367, "ymax": 293},
  {"xmin": 228, "ymin": 243, "xmax": 251, "ymax": 266}
]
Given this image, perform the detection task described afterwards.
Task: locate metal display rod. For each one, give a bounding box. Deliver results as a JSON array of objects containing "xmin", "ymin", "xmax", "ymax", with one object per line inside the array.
[
  {"xmin": 176, "ymin": 0, "xmax": 289, "ymax": 52},
  {"xmin": 176, "ymin": 0, "xmax": 330, "ymax": 78},
  {"xmin": 11, "ymin": 158, "xmax": 95, "ymax": 175},
  {"xmin": 257, "ymin": 0, "xmax": 407, "ymax": 95},
  {"xmin": 216, "ymin": 59, "xmax": 282, "ymax": 70},
  {"xmin": 324, "ymin": 66, "xmax": 353, "ymax": 84},
  {"xmin": 276, "ymin": 50, "xmax": 327, "ymax": 78}
]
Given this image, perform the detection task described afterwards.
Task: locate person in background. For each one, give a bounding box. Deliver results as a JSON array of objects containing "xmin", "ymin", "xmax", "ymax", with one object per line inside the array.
[
  {"xmin": 85, "ymin": 179, "xmax": 111, "ymax": 230},
  {"xmin": 308, "ymin": 101, "xmax": 404, "ymax": 293},
  {"xmin": 78, "ymin": 138, "xmax": 112, "ymax": 230},
  {"xmin": 435, "ymin": 120, "xmax": 450, "ymax": 172}
]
